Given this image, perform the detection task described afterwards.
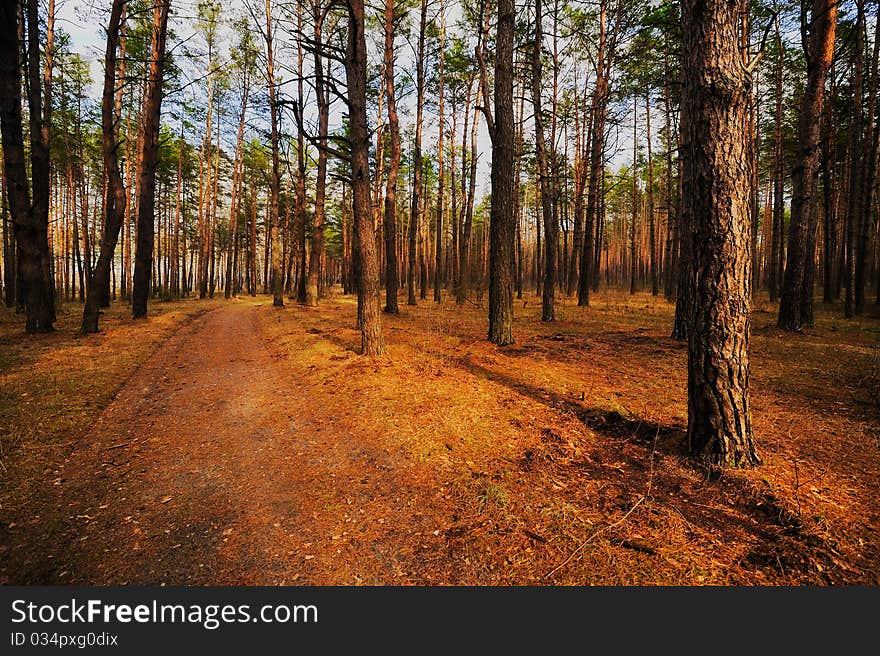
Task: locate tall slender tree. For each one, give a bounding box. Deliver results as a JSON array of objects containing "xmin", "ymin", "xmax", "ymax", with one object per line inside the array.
[
  {"xmin": 646, "ymin": 91, "xmax": 658, "ymax": 296},
  {"xmin": 844, "ymin": 1, "xmax": 864, "ymax": 319},
  {"xmin": 132, "ymin": 0, "xmax": 171, "ymax": 319},
  {"xmin": 82, "ymin": 0, "xmax": 127, "ymax": 333},
  {"xmin": 347, "ymin": 0, "xmax": 385, "ymax": 354},
  {"xmin": 259, "ymin": 0, "xmax": 283, "ymax": 307},
  {"xmin": 434, "ymin": 0, "xmax": 446, "ymax": 304},
  {"xmin": 778, "ymin": 0, "xmax": 837, "ymax": 331},
  {"xmin": 408, "ymin": 0, "xmax": 428, "ymax": 307},
  {"xmin": 305, "ymin": 0, "xmax": 331, "ymax": 307},
  {"xmin": 532, "ymin": 0, "xmax": 556, "ymax": 322},
  {"xmin": 770, "ymin": 13, "xmax": 784, "ymax": 303},
  {"xmin": 382, "ymin": 0, "xmax": 401, "ymax": 314}
]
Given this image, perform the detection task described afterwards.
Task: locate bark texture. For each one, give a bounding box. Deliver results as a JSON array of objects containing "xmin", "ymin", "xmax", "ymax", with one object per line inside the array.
[
  {"xmin": 681, "ymin": 0, "xmax": 759, "ymax": 466},
  {"xmin": 0, "ymin": 0, "xmax": 54, "ymax": 332},
  {"xmin": 382, "ymin": 0, "xmax": 400, "ymax": 314},
  {"xmin": 132, "ymin": 0, "xmax": 170, "ymax": 319},
  {"xmin": 778, "ymin": 0, "xmax": 837, "ymax": 331},
  {"xmin": 347, "ymin": 0, "xmax": 385, "ymax": 355},
  {"xmin": 81, "ymin": 0, "xmax": 127, "ymax": 334},
  {"xmin": 532, "ymin": 0, "xmax": 556, "ymax": 322},
  {"xmin": 487, "ymin": 0, "xmax": 516, "ymax": 345}
]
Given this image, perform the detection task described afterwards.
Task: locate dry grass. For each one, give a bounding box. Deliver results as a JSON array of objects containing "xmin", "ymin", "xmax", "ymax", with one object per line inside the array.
[
  {"xmin": 258, "ymin": 287, "xmax": 880, "ymax": 584},
  {"xmin": 1, "ymin": 288, "xmax": 877, "ymax": 585}
]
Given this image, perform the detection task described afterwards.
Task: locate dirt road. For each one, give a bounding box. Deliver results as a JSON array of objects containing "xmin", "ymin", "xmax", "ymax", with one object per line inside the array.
[{"xmin": 10, "ymin": 302, "xmax": 440, "ymax": 584}]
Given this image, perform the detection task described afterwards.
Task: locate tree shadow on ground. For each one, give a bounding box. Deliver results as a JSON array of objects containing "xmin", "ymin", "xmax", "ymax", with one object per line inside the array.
[{"xmin": 450, "ymin": 355, "xmax": 864, "ymax": 583}]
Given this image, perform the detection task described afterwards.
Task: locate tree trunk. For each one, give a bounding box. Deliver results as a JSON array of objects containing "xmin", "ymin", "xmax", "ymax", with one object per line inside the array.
[
  {"xmin": 1, "ymin": 155, "xmax": 14, "ymax": 309},
  {"xmin": 407, "ymin": 0, "xmax": 427, "ymax": 306},
  {"xmin": 383, "ymin": 0, "xmax": 400, "ymax": 314},
  {"xmin": 132, "ymin": 0, "xmax": 170, "ymax": 319},
  {"xmin": 0, "ymin": 0, "xmax": 56, "ymax": 332},
  {"xmin": 568, "ymin": 69, "xmax": 588, "ymax": 297},
  {"xmin": 225, "ymin": 82, "xmax": 246, "ymax": 299},
  {"xmin": 532, "ymin": 0, "xmax": 556, "ymax": 322},
  {"xmin": 486, "ymin": 0, "xmax": 515, "ymax": 345},
  {"xmin": 855, "ymin": 5, "xmax": 879, "ymax": 315},
  {"xmin": 82, "ymin": 0, "xmax": 126, "ymax": 333},
  {"xmin": 515, "ymin": 83, "xmax": 525, "ymax": 300},
  {"xmin": 197, "ymin": 14, "xmax": 215, "ymax": 301},
  {"xmin": 578, "ymin": 0, "xmax": 613, "ymax": 307},
  {"xmin": 249, "ymin": 181, "xmax": 257, "ymax": 296},
  {"xmin": 305, "ymin": 4, "xmax": 329, "ymax": 307},
  {"xmin": 630, "ymin": 101, "xmax": 638, "ymax": 296},
  {"xmin": 646, "ymin": 91, "xmax": 658, "ymax": 296},
  {"xmin": 347, "ymin": 0, "xmax": 385, "ymax": 354},
  {"xmin": 662, "ymin": 42, "xmax": 678, "ymax": 301},
  {"xmin": 845, "ymin": 2, "xmax": 865, "ymax": 319},
  {"xmin": 264, "ymin": 0, "xmax": 283, "ymax": 307},
  {"xmin": 681, "ymin": 0, "xmax": 759, "ymax": 467},
  {"xmin": 456, "ymin": 78, "xmax": 477, "ymax": 305},
  {"xmin": 434, "ymin": 0, "xmax": 446, "ymax": 304},
  {"xmin": 770, "ymin": 17, "xmax": 784, "ymax": 303},
  {"xmin": 778, "ymin": 0, "xmax": 837, "ymax": 331},
  {"xmin": 28, "ymin": 0, "xmax": 55, "ymax": 324}
]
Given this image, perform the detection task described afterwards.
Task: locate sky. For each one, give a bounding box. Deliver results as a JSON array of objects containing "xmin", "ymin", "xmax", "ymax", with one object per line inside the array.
[{"xmin": 55, "ymin": 0, "xmax": 644, "ymax": 203}]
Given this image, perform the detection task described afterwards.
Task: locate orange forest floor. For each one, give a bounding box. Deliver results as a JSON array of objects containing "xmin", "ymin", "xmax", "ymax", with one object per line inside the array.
[{"xmin": 1, "ymin": 288, "xmax": 878, "ymax": 585}]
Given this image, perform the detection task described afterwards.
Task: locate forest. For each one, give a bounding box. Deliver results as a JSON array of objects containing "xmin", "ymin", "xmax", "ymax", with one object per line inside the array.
[{"xmin": 0, "ymin": 0, "xmax": 878, "ymax": 585}]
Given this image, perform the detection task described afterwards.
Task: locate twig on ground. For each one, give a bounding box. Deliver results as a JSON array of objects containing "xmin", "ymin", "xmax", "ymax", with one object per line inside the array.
[
  {"xmin": 545, "ymin": 426, "xmax": 661, "ymax": 580},
  {"xmin": 544, "ymin": 496, "xmax": 646, "ymax": 580}
]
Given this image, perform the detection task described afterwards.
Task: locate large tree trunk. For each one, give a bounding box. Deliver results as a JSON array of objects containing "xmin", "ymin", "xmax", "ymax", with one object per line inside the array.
[
  {"xmin": 0, "ymin": 0, "xmax": 54, "ymax": 332},
  {"xmin": 82, "ymin": 0, "xmax": 127, "ymax": 333},
  {"xmin": 132, "ymin": 0, "xmax": 170, "ymax": 319},
  {"xmin": 681, "ymin": 0, "xmax": 759, "ymax": 466},
  {"xmin": 486, "ymin": 0, "xmax": 515, "ymax": 345},
  {"xmin": 0, "ymin": 0, "xmax": 56, "ymax": 332},
  {"xmin": 27, "ymin": 0, "xmax": 55, "ymax": 325},
  {"xmin": 778, "ymin": 0, "xmax": 837, "ymax": 331},
  {"xmin": 347, "ymin": 0, "xmax": 385, "ymax": 355},
  {"xmin": 382, "ymin": 0, "xmax": 400, "ymax": 314}
]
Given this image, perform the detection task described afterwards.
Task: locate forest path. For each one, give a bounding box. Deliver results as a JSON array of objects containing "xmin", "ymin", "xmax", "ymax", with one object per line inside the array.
[{"xmin": 17, "ymin": 301, "xmax": 424, "ymax": 584}]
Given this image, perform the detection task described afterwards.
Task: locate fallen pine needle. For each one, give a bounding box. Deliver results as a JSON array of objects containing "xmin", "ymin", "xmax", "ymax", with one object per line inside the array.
[{"xmin": 544, "ymin": 496, "xmax": 646, "ymax": 580}]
